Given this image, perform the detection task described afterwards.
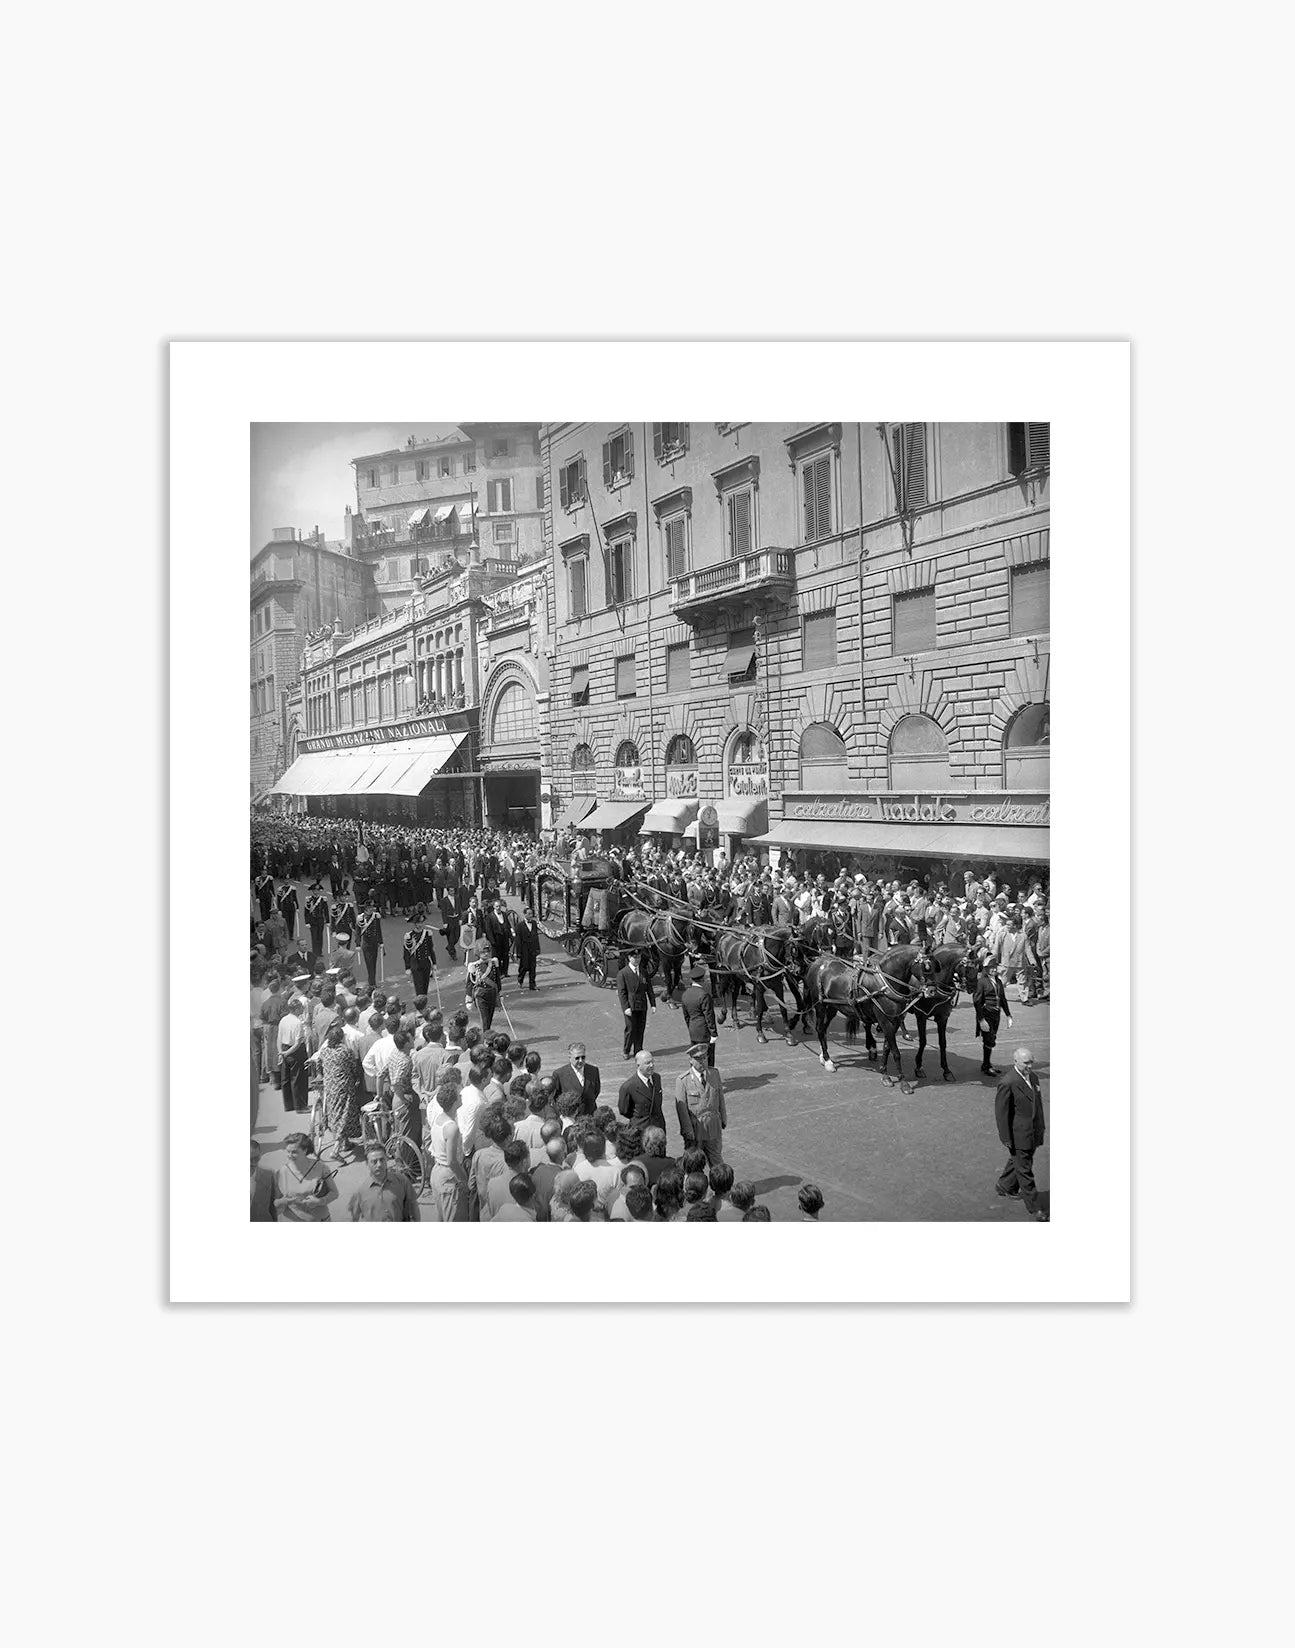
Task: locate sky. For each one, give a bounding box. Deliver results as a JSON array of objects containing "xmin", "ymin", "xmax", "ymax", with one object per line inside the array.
[{"xmin": 249, "ymin": 422, "xmax": 459, "ymax": 553}]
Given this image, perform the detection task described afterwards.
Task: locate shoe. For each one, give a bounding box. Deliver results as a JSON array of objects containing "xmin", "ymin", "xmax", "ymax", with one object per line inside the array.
[
  {"xmin": 1030, "ymin": 1209, "xmax": 1049, "ymax": 1222},
  {"xmin": 995, "ymin": 1187, "xmax": 1021, "ymax": 1199}
]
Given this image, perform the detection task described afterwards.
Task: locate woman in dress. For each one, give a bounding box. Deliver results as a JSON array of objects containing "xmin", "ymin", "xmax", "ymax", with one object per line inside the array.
[
  {"xmin": 379, "ymin": 1028, "xmax": 422, "ymax": 1152},
  {"xmin": 307, "ymin": 1021, "xmax": 363, "ymax": 1163},
  {"xmin": 426, "ymin": 1074, "xmax": 467, "ymax": 1222}
]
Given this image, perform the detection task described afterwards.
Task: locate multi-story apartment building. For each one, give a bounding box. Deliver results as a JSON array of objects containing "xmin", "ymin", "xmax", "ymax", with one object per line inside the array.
[
  {"xmin": 250, "ymin": 528, "xmax": 376, "ymax": 801},
  {"xmin": 476, "ymin": 554, "xmax": 550, "ymax": 830},
  {"xmin": 349, "ymin": 424, "xmax": 546, "ymax": 611},
  {"xmin": 539, "ymin": 421, "xmax": 1049, "ymax": 886},
  {"xmin": 271, "ymin": 544, "xmax": 528, "ymax": 827}
]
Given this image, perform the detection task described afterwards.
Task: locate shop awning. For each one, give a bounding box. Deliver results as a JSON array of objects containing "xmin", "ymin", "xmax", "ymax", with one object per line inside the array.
[
  {"xmin": 270, "ymin": 735, "xmax": 464, "ymax": 798},
  {"xmin": 639, "ymin": 797, "xmax": 699, "ymax": 835},
  {"xmin": 716, "ymin": 796, "xmax": 768, "ymax": 836},
  {"xmin": 553, "ymin": 795, "xmax": 596, "ymax": 831},
  {"xmin": 749, "ymin": 820, "xmax": 1050, "ymax": 862},
  {"xmin": 723, "ymin": 640, "xmax": 757, "ymax": 675},
  {"xmin": 569, "ymin": 664, "xmax": 589, "ymax": 697},
  {"xmin": 433, "ymin": 503, "xmax": 455, "ymax": 522},
  {"xmin": 582, "ymin": 800, "xmax": 651, "ymax": 832},
  {"xmin": 408, "ymin": 507, "xmax": 431, "ymax": 527}
]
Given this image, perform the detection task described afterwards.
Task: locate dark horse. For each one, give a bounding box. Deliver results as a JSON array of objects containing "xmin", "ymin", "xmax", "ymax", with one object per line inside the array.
[
  {"xmin": 801, "ymin": 945, "xmax": 939, "ymax": 1089},
  {"xmin": 708, "ymin": 925, "xmax": 804, "ymax": 1044},
  {"xmin": 906, "ymin": 945, "xmax": 968, "ymax": 1082},
  {"xmin": 617, "ymin": 904, "xmax": 694, "ymax": 998}
]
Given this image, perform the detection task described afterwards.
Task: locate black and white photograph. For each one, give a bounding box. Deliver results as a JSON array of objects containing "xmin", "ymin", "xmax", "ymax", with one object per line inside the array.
[{"xmin": 248, "ymin": 418, "xmax": 1054, "ymax": 1228}]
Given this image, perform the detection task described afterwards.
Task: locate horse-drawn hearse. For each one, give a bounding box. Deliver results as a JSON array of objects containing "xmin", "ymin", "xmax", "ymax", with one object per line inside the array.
[{"xmin": 533, "ymin": 856, "xmax": 692, "ymax": 992}]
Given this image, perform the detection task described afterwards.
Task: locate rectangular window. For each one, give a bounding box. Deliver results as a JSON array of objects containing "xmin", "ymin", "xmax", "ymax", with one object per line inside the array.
[
  {"xmin": 888, "ymin": 424, "xmax": 928, "ymax": 511},
  {"xmin": 438, "ymin": 456, "xmax": 452, "ymax": 477},
  {"xmin": 652, "ymin": 422, "xmax": 689, "ymax": 461},
  {"xmin": 1010, "ymin": 562, "xmax": 1050, "ymax": 634},
  {"xmin": 536, "ymin": 474, "xmax": 546, "ymax": 510},
  {"xmin": 1008, "ymin": 423, "xmax": 1050, "ymax": 476},
  {"xmin": 725, "ymin": 488, "xmax": 754, "ymax": 557},
  {"xmin": 802, "ymin": 454, "xmax": 833, "ymax": 541},
  {"xmin": 367, "ymin": 468, "xmax": 377, "ymax": 488},
  {"xmin": 416, "ymin": 460, "xmax": 429, "ymax": 481},
  {"xmin": 602, "ymin": 428, "xmax": 634, "ymax": 488},
  {"xmin": 664, "ymin": 516, "xmax": 688, "ymax": 581},
  {"xmin": 570, "ymin": 664, "xmax": 590, "ymax": 706},
  {"xmin": 892, "ymin": 587, "xmax": 937, "ymax": 653},
  {"xmin": 463, "ymin": 450, "xmax": 477, "ymax": 472},
  {"xmin": 487, "ymin": 478, "xmax": 513, "ymax": 512},
  {"xmin": 491, "ymin": 439, "xmax": 509, "ymax": 458},
  {"xmin": 802, "ymin": 610, "xmax": 838, "ymax": 671},
  {"xmin": 493, "ymin": 521, "xmax": 515, "ymax": 544},
  {"xmin": 725, "ymin": 626, "xmax": 757, "ymax": 683},
  {"xmin": 559, "ymin": 456, "xmax": 587, "ymax": 510},
  {"xmin": 608, "ymin": 537, "xmax": 635, "ymax": 605},
  {"xmin": 568, "ymin": 555, "xmax": 587, "ymax": 618},
  {"xmin": 666, "ymin": 642, "xmax": 690, "ymax": 695},
  {"xmin": 616, "ymin": 655, "xmax": 637, "ymax": 698},
  {"xmin": 389, "ymin": 463, "xmax": 400, "ymax": 485}
]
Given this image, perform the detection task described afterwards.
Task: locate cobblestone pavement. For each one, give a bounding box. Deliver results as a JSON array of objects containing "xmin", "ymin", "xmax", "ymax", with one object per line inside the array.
[{"xmin": 252, "ymin": 879, "xmax": 1050, "ymax": 1222}]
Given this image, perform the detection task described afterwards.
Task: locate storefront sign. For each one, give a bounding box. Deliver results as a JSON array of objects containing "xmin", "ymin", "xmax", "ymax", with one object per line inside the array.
[
  {"xmin": 613, "ymin": 765, "xmax": 646, "ymax": 800},
  {"xmin": 785, "ymin": 791, "xmax": 1050, "ymax": 826},
  {"xmin": 481, "ymin": 758, "xmax": 540, "ymax": 771},
  {"xmin": 728, "ymin": 761, "xmax": 768, "ymax": 799},
  {"xmin": 304, "ymin": 714, "xmax": 452, "ymax": 751},
  {"xmin": 666, "ymin": 768, "xmax": 698, "ymax": 798}
]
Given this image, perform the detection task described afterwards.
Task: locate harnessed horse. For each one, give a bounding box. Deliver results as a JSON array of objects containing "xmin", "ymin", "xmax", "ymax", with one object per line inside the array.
[
  {"xmin": 708, "ymin": 925, "xmax": 804, "ymax": 1044},
  {"xmin": 904, "ymin": 945, "xmax": 968, "ymax": 1081},
  {"xmin": 617, "ymin": 898, "xmax": 694, "ymax": 998},
  {"xmin": 800, "ymin": 944, "xmax": 940, "ymax": 1088}
]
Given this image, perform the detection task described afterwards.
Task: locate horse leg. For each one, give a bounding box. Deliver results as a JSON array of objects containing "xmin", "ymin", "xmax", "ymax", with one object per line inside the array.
[
  {"xmin": 914, "ymin": 1011, "xmax": 928, "ymax": 1079},
  {"xmin": 818, "ymin": 1005, "xmax": 837, "ymax": 1072},
  {"xmin": 864, "ymin": 1014, "xmax": 877, "ymax": 1062},
  {"xmin": 939, "ymin": 1009, "xmax": 955, "ymax": 1080},
  {"xmin": 754, "ymin": 983, "xmax": 768, "ymax": 1044}
]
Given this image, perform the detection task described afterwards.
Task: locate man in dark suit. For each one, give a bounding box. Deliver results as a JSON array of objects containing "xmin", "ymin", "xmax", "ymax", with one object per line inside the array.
[
  {"xmin": 402, "ymin": 920, "xmax": 436, "ymax": 998},
  {"xmin": 972, "ymin": 956, "xmax": 1013, "ymax": 1076},
  {"xmin": 276, "ymin": 881, "xmax": 299, "ymax": 940},
  {"xmin": 616, "ymin": 950, "xmax": 657, "ymax": 1059},
  {"xmin": 552, "ymin": 1042, "xmax": 601, "ymax": 1117},
  {"xmin": 511, "ymin": 905, "xmax": 542, "ymax": 993},
  {"xmin": 304, "ymin": 882, "xmax": 329, "ymax": 962},
  {"xmin": 358, "ymin": 902, "xmax": 384, "ymax": 989},
  {"xmin": 680, "ymin": 963, "xmax": 718, "ymax": 1068},
  {"xmin": 994, "ymin": 1047, "xmax": 1048, "ymax": 1220},
  {"xmin": 618, "ymin": 1049, "xmax": 667, "ymax": 1136}
]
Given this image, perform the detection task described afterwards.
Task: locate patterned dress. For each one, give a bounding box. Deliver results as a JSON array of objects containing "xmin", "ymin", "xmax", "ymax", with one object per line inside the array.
[
  {"xmin": 312, "ymin": 1043, "xmax": 363, "ymax": 1151},
  {"xmin": 383, "ymin": 1047, "xmax": 422, "ymax": 1150}
]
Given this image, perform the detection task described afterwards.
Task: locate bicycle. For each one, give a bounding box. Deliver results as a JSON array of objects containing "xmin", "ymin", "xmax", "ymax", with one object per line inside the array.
[{"xmin": 360, "ymin": 1100, "xmax": 428, "ymax": 1196}]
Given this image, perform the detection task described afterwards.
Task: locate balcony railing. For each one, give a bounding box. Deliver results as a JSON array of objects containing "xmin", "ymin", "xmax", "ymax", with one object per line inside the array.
[{"xmin": 669, "ymin": 548, "xmax": 795, "ymax": 616}]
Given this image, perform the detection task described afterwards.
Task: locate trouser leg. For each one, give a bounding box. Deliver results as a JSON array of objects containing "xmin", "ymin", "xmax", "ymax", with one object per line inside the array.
[
  {"xmin": 702, "ymin": 1135, "xmax": 724, "ymax": 1169},
  {"xmin": 981, "ymin": 1018, "xmax": 998, "ymax": 1071},
  {"xmin": 1001, "ymin": 1149, "xmax": 1039, "ymax": 1213},
  {"xmin": 364, "ymin": 950, "xmax": 378, "ymax": 987}
]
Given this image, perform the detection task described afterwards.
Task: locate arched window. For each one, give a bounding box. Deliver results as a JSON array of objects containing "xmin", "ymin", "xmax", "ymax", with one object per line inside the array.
[
  {"xmin": 615, "ymin": 740, "xmax": 640, "ymax": 769},
  {"xmin": 732, "ymin": 731, "xmax": 762, "ymax": 767},
  {"xmin": 888, "ymin": 714, "xmax": 950, "ymax": 790},
  {"xmin": 490, "ymin": 680, "xmax": 537, "ymax": 744},
  {"xmin": 571, "ymin": 743, "xmax": 595, "ymax": 773},
  {"xmin": 665, "ymin": 733, "xmax": 698, "ymax": 798},
  {"xmin": 799, "ymin": 722, "xmax": 849, "ymax": 789},
  {"xmin": 1004, "ymin": 702, "xmax": 1050, "ymax": 789},
  {"xmin": 665, "ymin": 735, "xmax": 696, "ymax": 766}
]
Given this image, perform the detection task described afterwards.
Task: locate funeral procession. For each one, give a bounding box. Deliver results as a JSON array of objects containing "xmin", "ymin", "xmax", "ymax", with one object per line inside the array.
[{"xmin": 250, "ymin": 421, "xmax": 1051, "ymax": 1223}]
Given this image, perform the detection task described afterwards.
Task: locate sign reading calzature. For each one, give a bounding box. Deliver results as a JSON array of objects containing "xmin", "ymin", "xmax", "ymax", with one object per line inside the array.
[{"xmin": 783, "ymin": 792, "xmax": 1050, "ymax": 826}]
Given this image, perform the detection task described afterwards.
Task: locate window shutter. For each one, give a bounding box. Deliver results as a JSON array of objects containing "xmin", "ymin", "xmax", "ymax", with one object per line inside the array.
[
  {"xmin": 666, "ymin": 643, "xmax": 690, "ymax": 694},
  {"xmin": 679, "ymin": 422, "xmax": 689, "ymax": 450},
  {"xmin": 802, "ymin": 464, "xmax": 816, "ymax": 542},
  {"xmin": 616, "ymin": 656, "xmax": 636, "ymax": 697},
  {"xmin": 1026, "ymin": 423, "xmax": 1050, "ymax": 469},
  {"xmin": 560, "ymin": 466, "xmax": 569, "ymax": 509},
  {"xmin": 903, "ymin": 425, "xmax": 927, "ymax": 509},
  {"xmin": 536, "ymin": 475, "xmax": 545, "ymax": 510},
  {"xmin": 653, "ymin": 423, "xmax": 663, "ymax": 460},
  {"xmin": 1008, "ymin": 423, "xmax": 1026, "ymax": 476},
  {"xmin": 803, "ymin": 610, "xmax": 837, "ymax": 671},
  {"xmin": 729, "ymin": 490, "xmax": 752, "ymax": 556},
  {"xmin": 892, "ymin": 587, "xmax": 937, "ymax": 653},
  {"xmin": 602, "ymin": 441, "xmax": 613, "ymax": 488},
  {"xmin": 624, "ymin": 428, "xmax": 634, "ymax": 480},
  {"xmin": 815, "ymin": 456, "xmax": 832, "ymax": 537},
  {"xmin": 578, "ymin": 456, "xmax": 587, "ymax": 499},
  {"xmin": 502, "ymin": 478, "xmax": 512, "ymax": 511},
  {"xmin": 665, "ymin": 517, "xmax": 686, "ymax": 579},
  {"xmin": 1010, "ymin": 563, "xmax": 1049, "ymax": 635},
  {"xmin": 570, "ymin": 559, "xmax": 586, "ymax": 618}
]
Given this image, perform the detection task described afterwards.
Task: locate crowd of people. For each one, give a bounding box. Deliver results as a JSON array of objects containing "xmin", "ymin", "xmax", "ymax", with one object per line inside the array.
[{"xmin": 250, "ymin": 813, "xmax": 1049, "ymax": 1223}]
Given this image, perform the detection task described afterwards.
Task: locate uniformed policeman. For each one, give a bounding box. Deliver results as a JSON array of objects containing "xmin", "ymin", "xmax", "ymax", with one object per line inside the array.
[
  {"xmin": 403, "ymin": 920, "xmax": 436, "ymax": 998},
  {"xmin": 254, "ymin": 870, "xmax": 275, "ymax": 921},
  {"xmin": 275, "ymin": 880, "xmax": 299, "ymax": 940},
  {"xmin": 465, "ymin": 940, "xmax": 500, "ymax": 1033},
  {"xmin": 357, "ymin": 901, "xmax": 384, "ymax": 989},
  {"xmin": 331, "ymin": 893, "xmax": 358, "ymax": 944},
  {"xmin": 304, "ymin": 882, "xmax": 329, "ymax": 962},
  {"xmin": 971, "ymin": 955, "xmax": 1013, "ymax": 1077}
]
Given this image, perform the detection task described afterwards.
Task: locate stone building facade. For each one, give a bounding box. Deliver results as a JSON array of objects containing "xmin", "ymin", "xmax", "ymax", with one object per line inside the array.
[
  {"xmin": 539, "ymin": 421, "xmax": 1050, "ymax": 882},
  {"xmin": 350, "ymin": 424, "xmax": 545, "ymax": 612},
  {"xmin": 250, "ymin": 529, "xmax": 375, "ymax": 800},
  {"xmin": 476, "ymin": 557, "xmax": 550, "ymax": 830}
]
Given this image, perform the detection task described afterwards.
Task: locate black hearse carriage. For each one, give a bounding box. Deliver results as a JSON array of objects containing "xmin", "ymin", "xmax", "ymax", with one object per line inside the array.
[{"xmin": 533, "ymin": 854, "xmax": 638, "ymax": 988}]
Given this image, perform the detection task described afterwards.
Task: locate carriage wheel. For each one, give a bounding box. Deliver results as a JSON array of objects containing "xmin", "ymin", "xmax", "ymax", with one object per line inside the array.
[
  {"xmin": 582, "ymin": 935, "xmax": 609, "ymax": 987},
  {"xmin": 386, "ymin": 1131, "xmax": 427, "ymax": 1193}
]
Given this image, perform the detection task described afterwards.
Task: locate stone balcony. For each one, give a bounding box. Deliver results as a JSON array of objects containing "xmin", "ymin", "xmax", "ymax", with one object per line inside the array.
[{"xmin": 668, "ymin": 548, "xmax": 795, "ymax": 623}]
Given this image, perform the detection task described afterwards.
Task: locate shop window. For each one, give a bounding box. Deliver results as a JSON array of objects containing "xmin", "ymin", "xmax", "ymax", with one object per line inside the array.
[
  {"xmin": 892, "ymin": 587, "xmax": 936, "ymax": 654},
  {"xmin": 799, "ymin": 722, "xmax": 848, "ymax": 790},
  {"xmin": 889, "ymin": 713, "xmax": 950, "ymax": 790},
  {"xmin": 802, "ymin": 610, "xmax": 837, "ymax": 672},
  {"xmin": 1004, "ymin": 702, "xmax": 1050, "ymax": 790},
  {"xmin": 1010, "ymin": 562, "xmax": 1050, "ymax": 635},
  {"xmin": 491, "ymin": 681, "xmax": 538, "ymax": 744}
]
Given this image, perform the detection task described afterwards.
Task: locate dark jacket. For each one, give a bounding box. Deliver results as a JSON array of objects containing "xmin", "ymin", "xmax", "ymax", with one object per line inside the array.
[
  {"xmin": 995, "ymin": 1067, "xmax": 1046, "ymax": 1154},
  {"xmin": 618, "ymin": 1072, "xmax": 666, "ymax": 1133},
  {"xmin": 483, "ymin": 911, "xmax": 512, "ymax": 959},
  {"xmin": 616, "ymin": 963, "xmax": 656, "ymax": 1014},
  {"xmin": 358, "ymin": 912, "xmax": 384, "ymax": 954},
  {"xmin": 680, "ymin": 982, "xmax": 718, "ymax": 1045},
  {"xmin": 553, "ymin": 1061, "xmax": 601, "ymax": 1116},
  {"xmin": 512, "ymin": 914, "xmax": 542, "ymax": 961},
  {"xmin": 972, "ymin": 974, "xmax": 1010, "ymax": 1026}
]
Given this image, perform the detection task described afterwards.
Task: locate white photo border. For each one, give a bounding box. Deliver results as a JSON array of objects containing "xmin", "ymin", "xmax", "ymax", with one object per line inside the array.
[{"xmin": 170, "ymin": 340, "xmax": 1130, "ymax": 1303}]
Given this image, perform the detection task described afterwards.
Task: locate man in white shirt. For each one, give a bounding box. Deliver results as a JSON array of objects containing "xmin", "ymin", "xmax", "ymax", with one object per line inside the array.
[
  {"xmin": 456, "ymin": 1059, "xmax": 491, "ymax": 1157},
  {"xmin": 277, "ymin": 997, "xmax": 310, "ymax": 1114},
  {"xmin": 572, "ymin": 1126, "xmax": 620, "ymax": 1207},
  {"xmin": 362, "ymin": 1013, "xmax": 399, "ymax": 1092},
  {"xmin": 412, "ymin": 1032, "xmax": 445, "ymax": 1103},
  {"xmin": 340, "ymin": 1006, "xmax": 366, "ymax": 1059}
]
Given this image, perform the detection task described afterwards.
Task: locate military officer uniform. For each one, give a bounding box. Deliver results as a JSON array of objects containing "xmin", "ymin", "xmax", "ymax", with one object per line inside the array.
[
  {"xmin": 276, "ymin": 883, "xmax": 298, "ymax": 940},
  {"xmin": 254, "ymin": 872, "xmax": 275, "ymax": 921},
  {"xmin": 304, "ymin": 885, "xmax": 329, "ymax": 962},
  {"xmin": 674, "ymin": 1049, "xmax": 728, "ymax": 1168},
  {"xmin": 357, "ymin": 906, "xmax": 384, "ymax": 989},
  {"xmin": 680, "ymin": 968, "xmax": 718, "ymax": 1068},
  {"xmin": 331, "ymin": 899, "xmax": 358, "ymax": 943},
  {"xmin": 403, "ymin": 924, "xmax": 436, "ymax": 998},
  {"xmin": 972, "ymin": 960, "xmax": 1012, "ymax": 1076}
]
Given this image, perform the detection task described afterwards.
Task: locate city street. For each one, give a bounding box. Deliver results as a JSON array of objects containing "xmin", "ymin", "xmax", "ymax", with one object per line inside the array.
[{"xmin": 254, "ymin": 880, "xmax": 1049, "ymax": 1222}]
